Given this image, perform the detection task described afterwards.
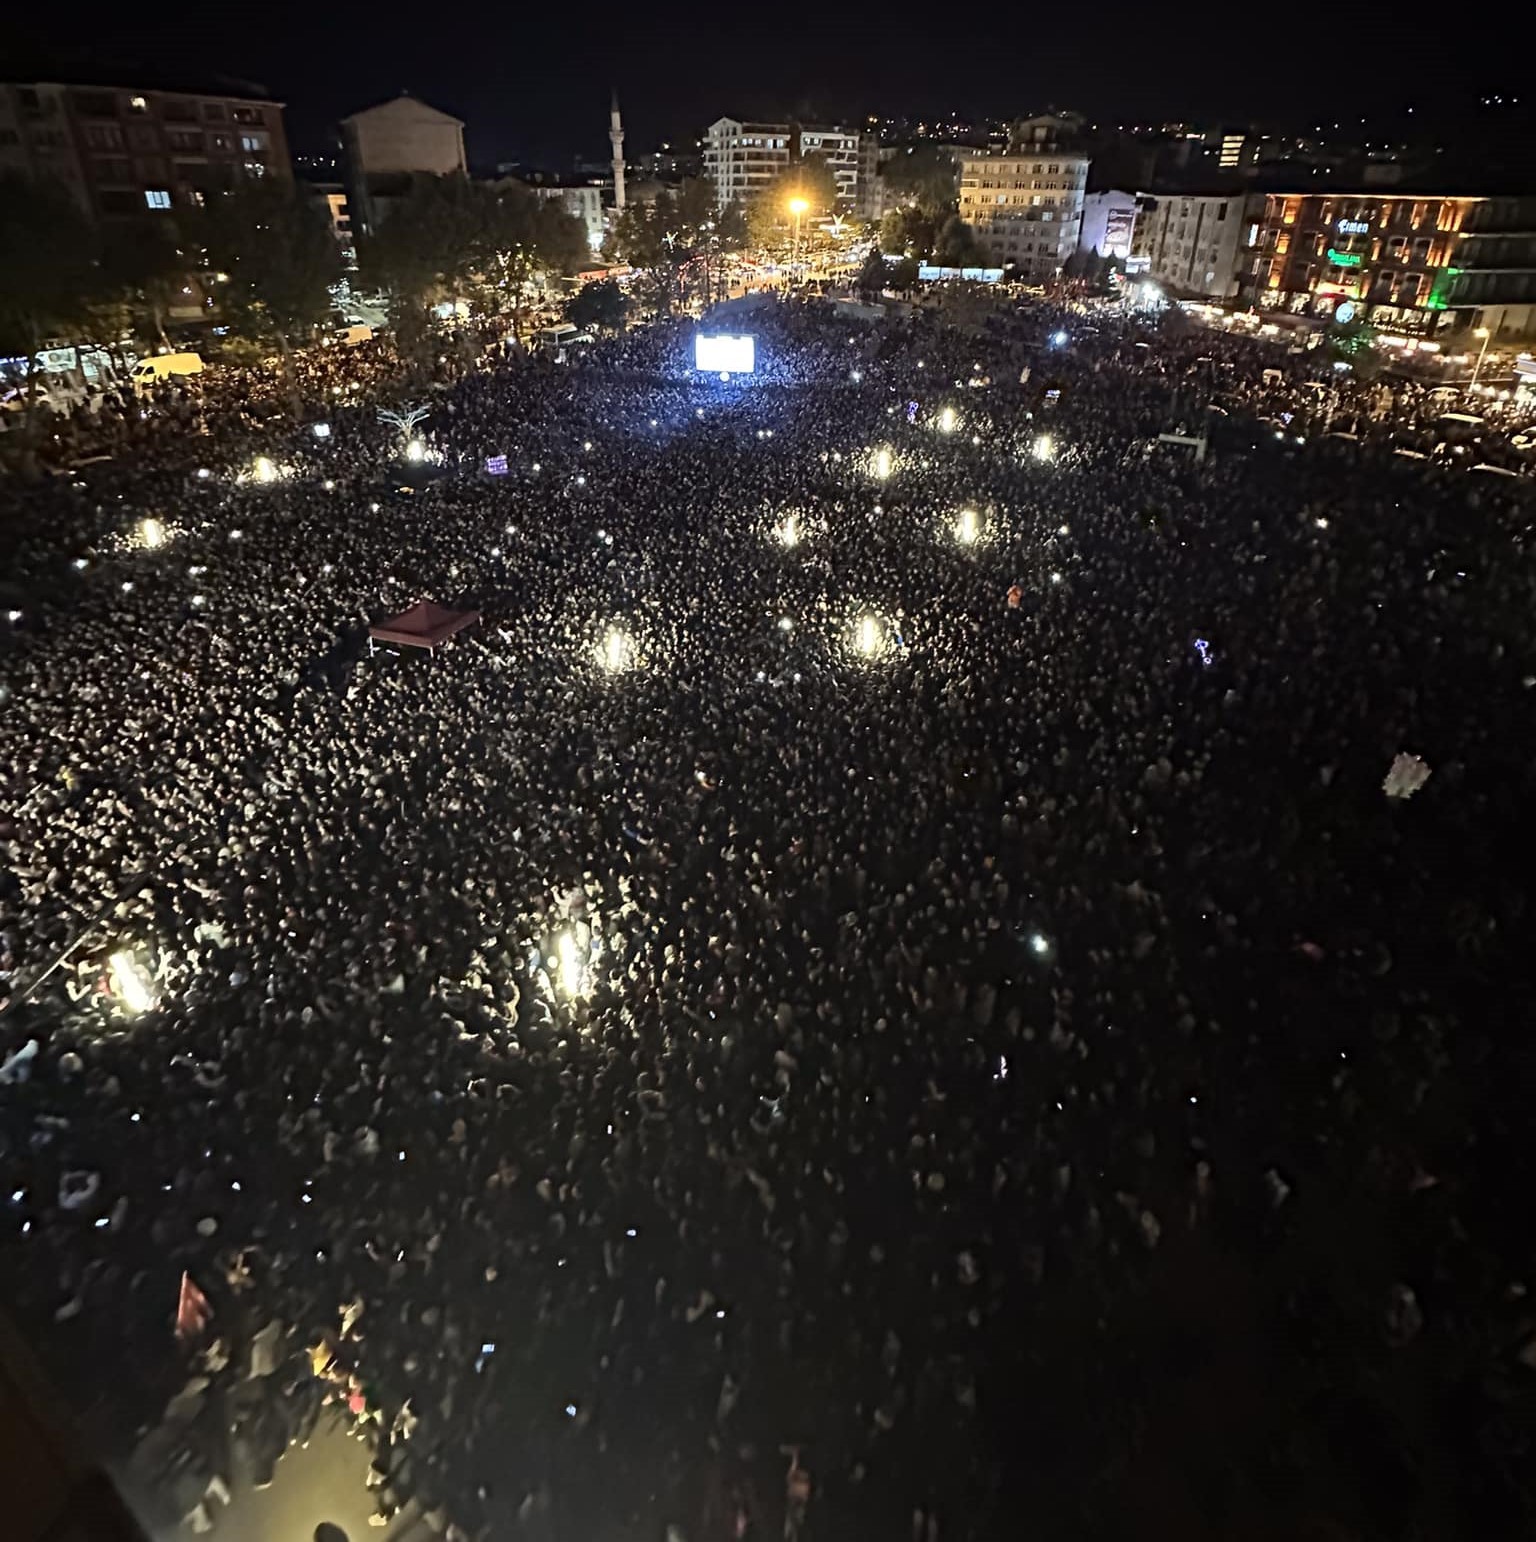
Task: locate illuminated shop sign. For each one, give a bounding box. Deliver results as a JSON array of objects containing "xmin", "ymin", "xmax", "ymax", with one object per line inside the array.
[
  {"xmin": 1326, "ymin": 248, "xmax": 1363, "ymax": 267},
  {"xmin": 1336, "ymin": 219, "xmax": 1370, "ymax": 235}
]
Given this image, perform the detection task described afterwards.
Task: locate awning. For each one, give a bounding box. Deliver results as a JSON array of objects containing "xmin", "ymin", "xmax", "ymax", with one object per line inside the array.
[{"xmin": 369, "ymin": 601, "xmax": 480, "ymax": 651}]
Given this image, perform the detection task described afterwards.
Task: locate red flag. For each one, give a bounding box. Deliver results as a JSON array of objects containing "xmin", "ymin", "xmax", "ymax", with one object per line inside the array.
[{"xmin": 175, "ymin": 1271, "xmax": 213, "ymax": 1341}]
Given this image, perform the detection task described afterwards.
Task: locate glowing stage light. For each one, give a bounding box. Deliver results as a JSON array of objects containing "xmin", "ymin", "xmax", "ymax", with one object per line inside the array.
[{"xmin": 871, "ymin": 447, "xmax": 894, "ymax": 480}]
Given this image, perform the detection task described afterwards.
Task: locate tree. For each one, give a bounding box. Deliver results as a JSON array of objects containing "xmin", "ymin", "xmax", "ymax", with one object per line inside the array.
[
  {"xmin": 566, "ymin": 278, "xmax": 629, "ymax": 332},
  {"xmin": 751, "ymin": 153, "xmax": 841, "ymax": 246},
  {"xmin": 359, "ymin": 176, "xmax": 586, "ymax": 346},
  {"xmin": 99, "ymin": 218, "xmax": 187, "ymax": 347},
  {"xmin": 609, "ymin": 178, "xmax": 719, "ymax": 313},
  {"xmin": 880, "ymin": 205, "xmax": 941, "ymax": 258},
  {"xmin": 200, "ymin": 180, "xmax": 340, "ymax": 348},
  {"xmin": 880, "ymin": 145, "xmax": 960, "ymax": 216},
  {"xmin": 0, "ymin": 173, "xmax": 100, "ymax": 409},
  {"xmin": 888, "ymin": 256, "xmax": 922, "ymax": 294},
  {"xmin": 932, "ymin": 214, "xmax": 988, "ymax": 269},
  {"xmin": 855, "ymin": 248, "xmax": 889, "ymax": 298}
]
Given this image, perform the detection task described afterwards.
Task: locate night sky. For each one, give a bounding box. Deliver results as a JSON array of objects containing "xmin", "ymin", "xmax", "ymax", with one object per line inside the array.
[{"xmin": 11, "ymin": 3, "xmax": 1526, "ymax": 170}]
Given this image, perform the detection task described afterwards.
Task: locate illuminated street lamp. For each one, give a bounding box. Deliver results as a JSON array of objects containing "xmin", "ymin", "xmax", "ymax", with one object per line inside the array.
[
  {"xmin": 1470, "ymin": 325, "xmax": 1492, "ymax": 388},
  {"xmin": 789, "ymin": 196, "xmax": 809, "ymax": 262}
]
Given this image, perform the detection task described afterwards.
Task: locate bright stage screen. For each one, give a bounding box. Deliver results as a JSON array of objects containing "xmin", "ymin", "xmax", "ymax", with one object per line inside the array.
[{"xmin": 695, "ymin": 333, "xmax": 755, "ymax": 374}]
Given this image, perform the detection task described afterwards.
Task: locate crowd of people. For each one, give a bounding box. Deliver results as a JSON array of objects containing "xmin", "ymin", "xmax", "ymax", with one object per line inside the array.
[{"xmin": 3, "ymin": 292, "xmax": 1536, "ymax": 1542}]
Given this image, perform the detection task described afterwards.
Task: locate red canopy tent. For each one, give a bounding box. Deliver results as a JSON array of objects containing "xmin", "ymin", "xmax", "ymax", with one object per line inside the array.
[{"xmin": 369, "ymin": 600, "xmax": 480, "ymax": 654}]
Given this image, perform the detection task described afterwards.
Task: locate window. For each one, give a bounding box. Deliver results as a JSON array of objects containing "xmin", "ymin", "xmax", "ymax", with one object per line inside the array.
[
  {"xmin": 75, "ymin": 90, "xmax": 118, "ymax": 117},
  {"xmin": 238, "ymin": 132, "xmax": 267, "ymax": 153},
  {"xmin": 210, "ymin": 132, "xmax": 233, "ymax": 152},
  {"xmin": 92, "ymin": 157, "xmax": 132, "ymax": 183},
  {"xmin": 144, "ymin": 188, "xmax": 171, "ymax": 209},
  {"xmin": 168, "ymin": 129, "xmax": 203, "ymax": 151},
  {"xmin": 203, "ymin": 102, "xmax": 227, "ymax": 122},
  {"xmin": 243, "ymin": 160, "xmax": 267, "ymax": 179},
  {"xmin": 232, "ymin": 106, "xmax": 263, "ymax": 125},
  {"xmin": 85, "ymin": 122, "xmax": 124, "ymax": 149},
  {"xmin": 1217, "ymin": 202, "xmax": 1229, "ymax": 219},
  {"xmin": 162, "ymin": 101, "xmax": 198, "ymax": 124},
  {"xmin": 99, "ymin": 189, "xmax": 138, "ymax": 214}
]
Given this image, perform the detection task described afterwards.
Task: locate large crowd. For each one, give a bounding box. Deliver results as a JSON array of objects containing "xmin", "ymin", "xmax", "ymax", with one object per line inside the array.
[{"xmin": 4, "ymin": 292, "xmax": 1536, "ymax": 1542}]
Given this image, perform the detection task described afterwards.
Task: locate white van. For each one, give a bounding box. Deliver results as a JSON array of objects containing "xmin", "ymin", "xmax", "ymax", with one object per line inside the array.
[
  {"xmin": 329, "ymin": 324, "xmax": 374, "ymax": 348},
  {"xmin": 131, "ymin": 352, "xmax": 204, "ymax": 389}
]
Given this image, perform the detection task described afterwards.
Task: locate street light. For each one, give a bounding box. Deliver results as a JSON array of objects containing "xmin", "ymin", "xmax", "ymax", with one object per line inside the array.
[
  {"xmin": 1471, "ymin": 325, "xmax": 1492, "ymax": 389},
  {"xmin": 789, "ymin": 196, "xmax": 808, "ymax": 263}
]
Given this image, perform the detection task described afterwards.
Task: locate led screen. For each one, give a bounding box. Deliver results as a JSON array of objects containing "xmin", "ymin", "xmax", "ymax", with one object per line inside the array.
[{"xmin": 695, "ymin": 333, "xmax": 755, "ymax": 374}]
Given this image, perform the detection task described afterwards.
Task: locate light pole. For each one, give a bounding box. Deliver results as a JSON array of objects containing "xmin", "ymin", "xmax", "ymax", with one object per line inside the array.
[
  {"xmin": 789, "ymin": 196, "xmax": 808, "ymax": 268},
  {"xmin": 1470, "ymin": 325, "xmax": 1492, "ymax": 389}
]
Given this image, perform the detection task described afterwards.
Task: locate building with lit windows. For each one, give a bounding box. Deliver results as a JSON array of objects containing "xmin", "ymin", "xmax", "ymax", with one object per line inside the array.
[
  {"xmin": 1137, "ymin": 191, "xmax": 1265, "ymax": 298},
  {"xmin": 0, "ymin": 78, "xmax": 291, "ymax": 223},
  {"xmin": 957, "ymin": 152, "xmax": 1089, "ymax": 280},
  {"xmin": 703, "ymin": 119, "xmax": 793, "ymax": 208},
  {"xmin": 1244, "ymin": 192, "xmax": 1536, "ymax": 338},
  {"xmin": 795, "ymin": 125, "xmax": 860, "ymax": 206},
  {"xmin": 702, "ymin": 117, "xmax": 865, "ymax": 210}
]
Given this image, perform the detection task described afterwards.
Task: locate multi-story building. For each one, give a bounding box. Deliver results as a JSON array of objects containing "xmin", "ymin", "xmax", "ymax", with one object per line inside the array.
[
  {"xmin": 957, "ymin": 152, "xmax": 1089, "ymax": 280},
  {"xmin": 1078, "ymin": 189, "xmax": 1142, "ymax": 261},
  {"xmin": 1139, "ymin": 191, "xmax": 1264, "ymax": 298},
  {"xmin": 0, "ymin": 79, "xmax": 291, "ymax": 223},
  {"xmin": 1246, "ymin": 191, "xmax": 1536, "ymax": 338},
  {"xmin": 703, "ymin": 119, "xmax": 792, "ymax": 208},
  {"xmin": 702, "ymin": 117, "xmax": 864, "ymax": 210},
  {"xmin": 796, "ymin": 125, "xmax": 859, "ymax": 206},
  {"xmin": 532, "ymin": 182, "xmax": 605, "ymax": 252},
  {"xmin": 340, "ymin": 94, "xmax": 465, "ymax": 236}
]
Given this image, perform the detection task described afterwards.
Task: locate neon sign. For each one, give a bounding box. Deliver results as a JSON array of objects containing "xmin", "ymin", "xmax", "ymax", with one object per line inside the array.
[
  {"xmin": 1326, "ymin": 248, "xmax": 1363, "ymax": 267},
  {"xmin": 1336, "ymin": 219, "xmax": 1370, "ymax": 235}
]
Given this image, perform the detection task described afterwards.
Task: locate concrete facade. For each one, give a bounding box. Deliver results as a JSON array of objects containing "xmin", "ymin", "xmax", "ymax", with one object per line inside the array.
[{"xmin": 957, "ymin": 153, "xmax": 1088, "ymax": 280}]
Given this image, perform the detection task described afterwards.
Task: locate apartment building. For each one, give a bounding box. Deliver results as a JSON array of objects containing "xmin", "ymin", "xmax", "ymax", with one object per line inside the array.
[
  {"xmin": 1248, "ymin": 191, "xmax": 1536, "ymax": 337},
  {"xmin": 957, "ymin": 153, "xmax": 1089, "ymax": 280},
  {"xmin": 702, "ymin": 116, "xmax": 864, "ymax": 210},
  {"xmin": 1138, "ymin": 191, "xmax": 1264, "ymax": 298},
  {"xmin": 0, "ymin": 79, "xmax": 291, "ymax": 222}
]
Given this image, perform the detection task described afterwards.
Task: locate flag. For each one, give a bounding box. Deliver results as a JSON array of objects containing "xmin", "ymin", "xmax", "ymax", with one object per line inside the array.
[{"xmin": 175, "ymin": 1271, "xmax": 213, "ymax": 1341}]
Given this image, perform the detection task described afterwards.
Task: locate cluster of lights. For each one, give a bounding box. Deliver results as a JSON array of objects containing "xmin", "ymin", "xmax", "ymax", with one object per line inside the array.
[
  {"xmin": 854, "ymin": 613, "xmax": 887, "ymax": 659},
  {"xmin": 139, "ymin": 517, "xmax": 167, "ymax": 549},
  {"xmin": 1032, "ymin": 435, "xmax": 1055, "ymax": 462},
  {"xmin": 252, "ymin": 456, "xmax": 278, "ymax": 485},
  {"xmin": 936, "ymin": 406, "xmax": 959, "ymax": 434},
  {"xmin": 405, "ymin": 439, "xmax": 427, "ymax": 464},
  {"xmin": 598, "ymin": 625, "xmax": 638, "ymax": 675},
  {"xmin": 107, "ymin": 949, "xmax": 157, "ymax": 1014},
  {"xmin": 555, "ymin": 925, "xmax": 600, "ymax": 1001},
  {"xmin": 870, "ymin": 447, "xmax": 894, "ymax": 480},
  {"xmin": 955, "ymin": 508, "xmax": 980, "ymax": 546}
]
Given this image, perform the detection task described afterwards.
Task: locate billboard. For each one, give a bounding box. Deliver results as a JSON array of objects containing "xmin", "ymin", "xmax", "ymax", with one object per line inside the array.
[{"xmin": 695, "ymin": 334, "xmax": 755, "ymax": 374}]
